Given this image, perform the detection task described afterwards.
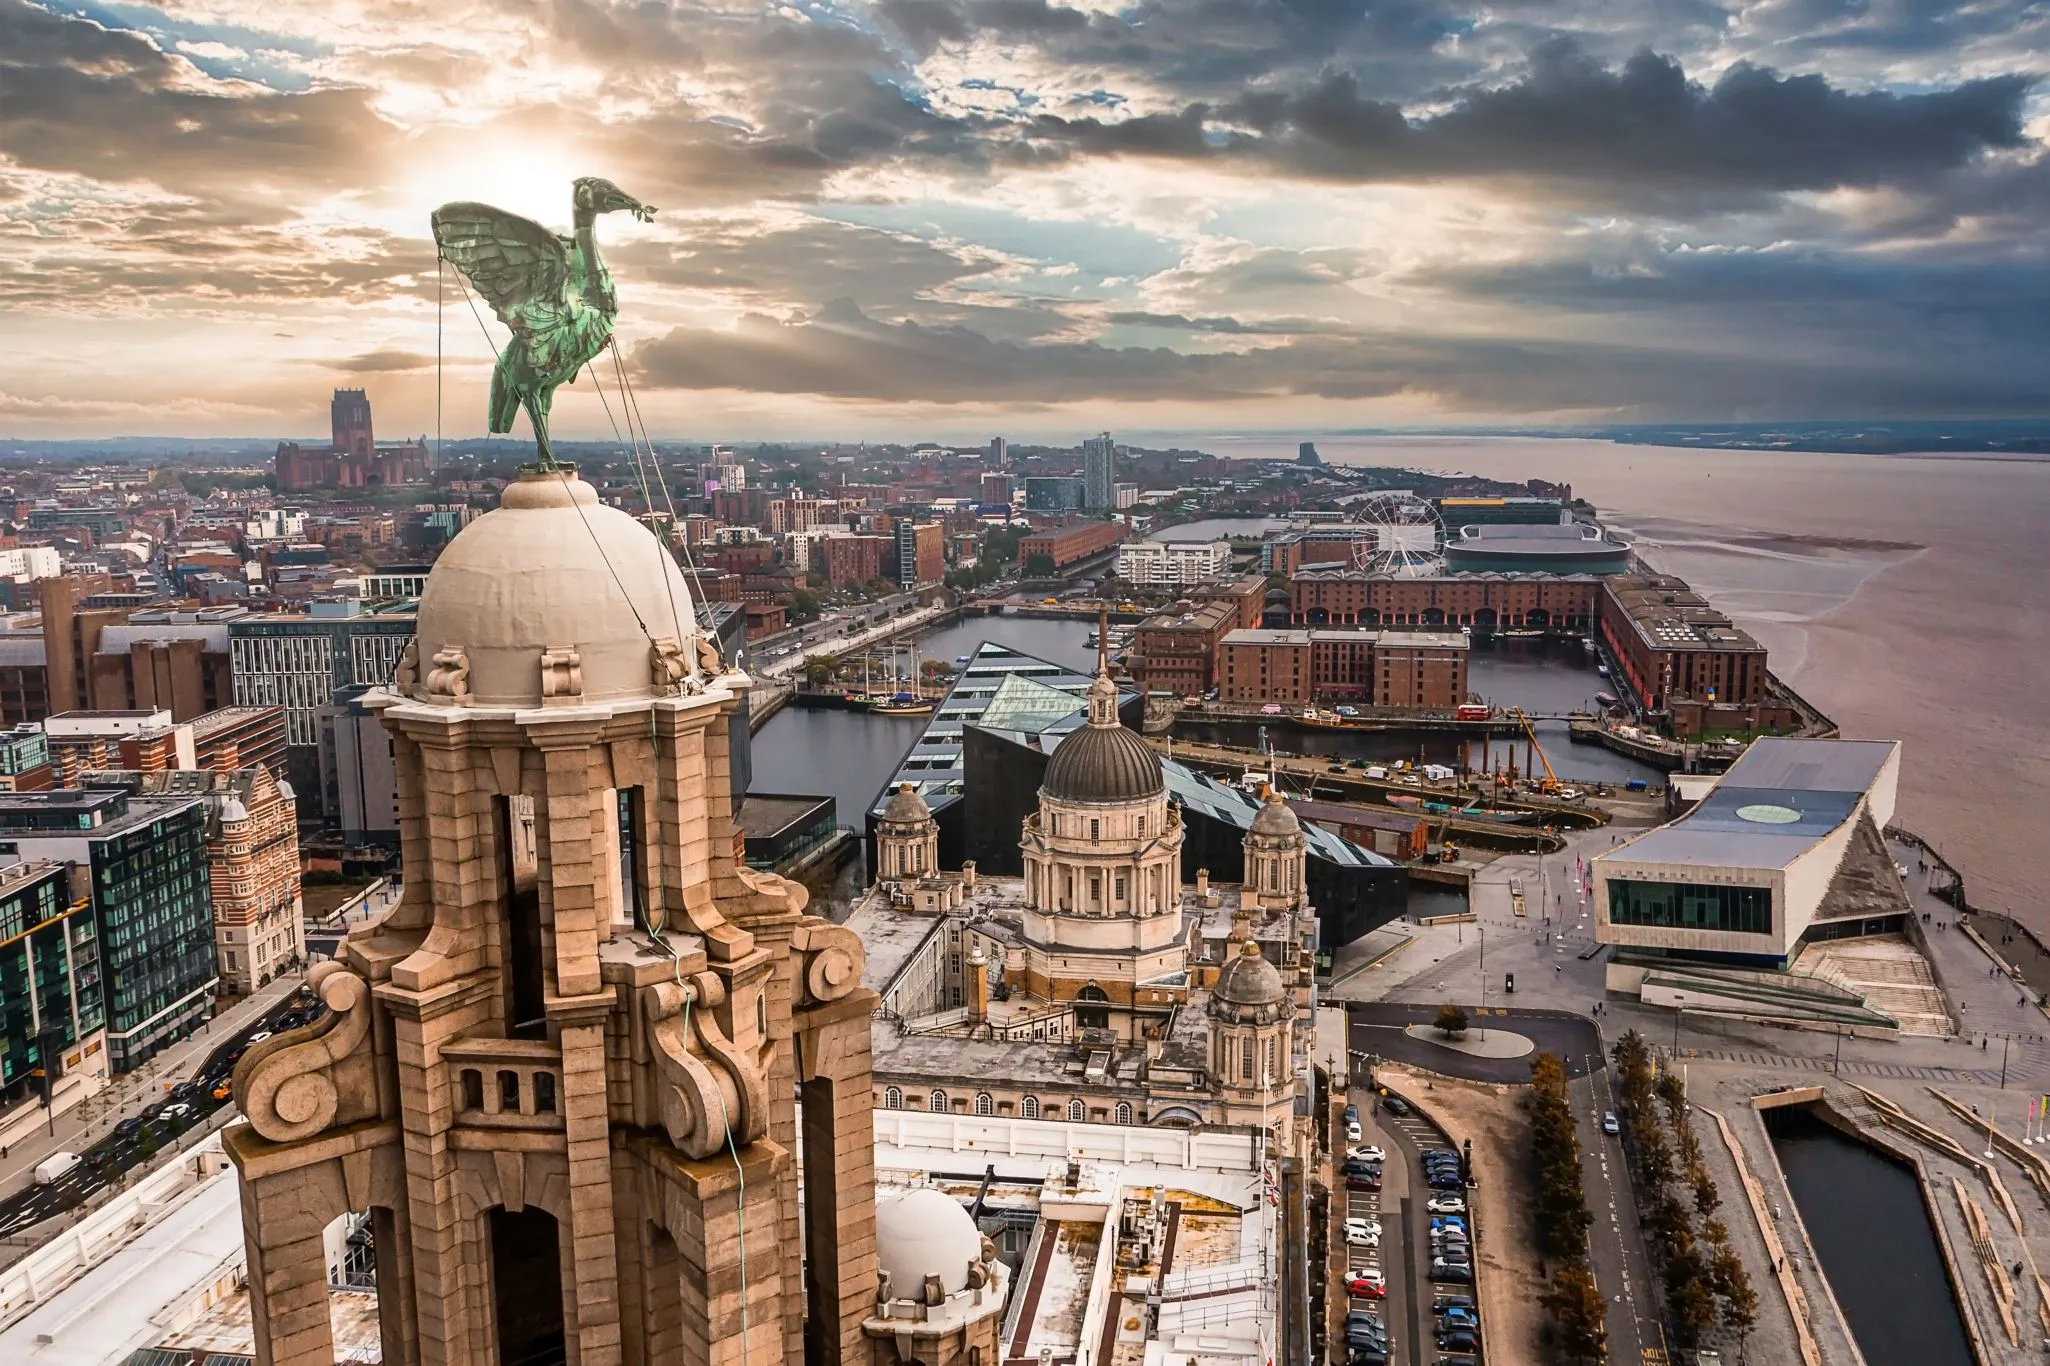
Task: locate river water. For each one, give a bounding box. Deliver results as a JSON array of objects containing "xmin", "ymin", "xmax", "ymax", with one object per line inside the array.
[{"xmin": 1763, "ymin": 1105, "xmax": 1974, "ymax": 1366}]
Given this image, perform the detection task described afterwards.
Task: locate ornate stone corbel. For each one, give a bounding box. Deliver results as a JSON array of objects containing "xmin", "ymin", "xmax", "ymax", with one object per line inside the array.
[
  {"xmin": 695, "ymin": 633, "xmax": 724, "ymax": 677},
  {"xmin": 539, "ymin": 645, "xmax": 583, "ymax": 704},
  {"xmin": 641, "ymin": 972, "xmax": 769, "ymax": 1158},
  {"xmin": 650, "ymin": 636, "xmax": 690, "ymax": 693},
  {"xmin": 234, "ymin": 961, "xmax": 377, "ymax": 1144},
  {"xmin": 392, "ymin": 639, "xmax": 420, "ymax": 696},
  {"xmin": 792, "ymin": 916, "xmax": 865, "ymax": 1009},
  {"xmin": 424, "ymin": 645, "xmax": 471, "ymax": 704}
]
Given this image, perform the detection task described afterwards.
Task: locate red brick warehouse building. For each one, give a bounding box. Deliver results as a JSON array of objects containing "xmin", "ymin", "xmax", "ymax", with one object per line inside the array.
[
  {"xmin": 1021, "ymin": 520, "xmax": 1124, "ymax": 570},
  {"xmin": 1290, "ymin": 568, "xmax": 1602, "ymax": 631}
]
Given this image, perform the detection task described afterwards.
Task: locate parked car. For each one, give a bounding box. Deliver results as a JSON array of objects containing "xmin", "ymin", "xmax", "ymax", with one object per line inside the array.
[
  {"xmin": 1348, "ymin": 1272, "xmax": 1386, "ymax": 1298},
  {"xmin": 161, "ymin": 1101, "xmax": 195, "ymax": 1122},
  {"xmin": 1342, "ymin": 1104, "xmax": 1360, "ymax": 1124},
  {"xmin": 1429, "ymin": 1260, "xmax": 1474, "ymax": 1283},
  {"xmin": 1433, "ymin": 1295, "xmax": 1476, "ymax": 1315},
  {"xmin": 1345, "ymin": 1120, "xmax": 1363, "ymax": 1142},
  {"xmin": 1347, "ymin": 1219, "xmax": 1381, "ymax": 1238},
  {"xmin": 1348, "ymin": 1144, "xmax": 1385, "ymax": 1163},
  {"xmin": 1602, "ymin": 1111, "xmax": 1621, "ymax": 1135},
  {"xmin": 1342, "ymin": 1157, "xmax": 1382, "ymax": 1175},
  {"xmin": 1426, "ymin": 1196, "xmax": 1467, "ymax": 1215},
  {"xmin": 114, "ymin": 1116, "xmax": 145, "ymax": 1139},
  {"xmin": 1345, "ymin": 1226, "xmax": 1381, "ymax": 1248},
  {"xmin": 1428, "ymin": 1173, "xmax": 1464, "ymax": 1191},
  {"xmin": 1346, "ymin": 1173, "xmax": 1383, "ymax": 1191},
  {"xmin": 1437, "ymin": 1330, "xmax": 1480, "ymax": 1353},
  {"xmin": 1382, "ymin": 1096, "xmax": 1410, "ymax": 1116}
]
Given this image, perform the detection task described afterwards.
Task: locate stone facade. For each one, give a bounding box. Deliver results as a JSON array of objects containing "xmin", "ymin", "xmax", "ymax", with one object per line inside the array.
[{"xmin": 224, "ymin": 472, "xmax": 883, "ymax": 1366}]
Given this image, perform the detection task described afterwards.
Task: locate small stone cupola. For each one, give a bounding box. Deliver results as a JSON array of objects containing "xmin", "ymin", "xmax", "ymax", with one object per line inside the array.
[
  {"xmin": 1207, "ymin": 937, "xmax": 1296, "ymax": 1134},
  {"xmin": 1241, "ymin": 788, "xmax": 1308, "ymax": 915},
  {"xmin": 876, "ymin": 782, "xmax": 940, "ymax": 885}
]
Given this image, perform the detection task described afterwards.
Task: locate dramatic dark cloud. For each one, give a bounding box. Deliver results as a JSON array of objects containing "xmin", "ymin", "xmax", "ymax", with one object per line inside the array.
[
  {"xmin": 0, "ymin": 0, "xmax": 400, "ymax": 199},
  {"xmin": 1026, "ymin": 41, "xmax": 2031, "ymax": 205}
]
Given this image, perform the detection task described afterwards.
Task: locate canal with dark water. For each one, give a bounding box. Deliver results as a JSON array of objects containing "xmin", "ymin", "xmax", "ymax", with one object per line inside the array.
[
  {"xmin": 746, "ymin": 614, "xmax": 1660, "ymax": 908},
  {"xmin": 1763, "ymin": 1105, "xmax": 1975, "ymax": 1366}
]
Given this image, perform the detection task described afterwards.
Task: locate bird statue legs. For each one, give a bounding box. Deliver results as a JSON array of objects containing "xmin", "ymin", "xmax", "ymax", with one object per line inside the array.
[{"xmin": 523, "ymin": 387, "xmax": 559, "ymax": 471}]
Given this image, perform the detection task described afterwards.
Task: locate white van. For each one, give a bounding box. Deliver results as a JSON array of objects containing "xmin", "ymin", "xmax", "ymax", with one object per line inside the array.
[{"xmin": 34, "ymin": 1152, "xmax": 82, "ymax": 1184}]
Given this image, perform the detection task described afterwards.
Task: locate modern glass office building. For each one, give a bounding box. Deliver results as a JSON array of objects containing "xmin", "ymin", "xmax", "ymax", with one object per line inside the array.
[
  {"xmin": 0, "ymin": 789, "xmax": 216, "ymax": 1070},
  {"xmin": 0, "ymin": 861, "xmax": 101, "ymax": 1103}
]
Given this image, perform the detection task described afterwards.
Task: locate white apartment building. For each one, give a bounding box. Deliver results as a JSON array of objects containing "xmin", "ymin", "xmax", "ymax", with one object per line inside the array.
[
  {"xmin": 1116, "ymin": 539, "xmax": 1233, "ymax": 587},
  {"xmin": 0, "ymin": 545, "xmax": 61, "ymax": 581}
]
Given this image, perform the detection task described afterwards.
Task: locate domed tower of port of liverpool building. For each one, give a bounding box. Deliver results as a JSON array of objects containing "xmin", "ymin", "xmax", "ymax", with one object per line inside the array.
[
  {"xmin": 224, "ymin": 468, "xmax": 881, "ymax": 1366},
  {"xmin": 1016, "ymin": 644, "xmax": 1185, "ymax": 1037}
]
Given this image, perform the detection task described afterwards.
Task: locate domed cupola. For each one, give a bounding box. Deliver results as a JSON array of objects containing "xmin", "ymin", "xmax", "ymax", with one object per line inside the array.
[
  {"xmin": 1209, "ymin": 939, "xmax": 1290, "ymax": 1024},
  {"xmin": 1040, "ymin": 669, "xmax": 1162, "ymax": 804},
  {"xmin": 409, "ymin": 469, "xmax": 704, "ymax": 708}
]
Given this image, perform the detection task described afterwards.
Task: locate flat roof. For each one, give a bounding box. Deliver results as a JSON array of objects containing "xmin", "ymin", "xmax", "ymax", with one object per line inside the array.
[
  {"xmin": 1602, "ymin": 574, "xmax": 1762, "ymax": 654},
  {"xmin": 1604, "ymin": 738, "xmax": 1896, "ymax": 871},
  {"xmin": 735, "ymin": 793, "xmax": 833, "ymax": 839}
]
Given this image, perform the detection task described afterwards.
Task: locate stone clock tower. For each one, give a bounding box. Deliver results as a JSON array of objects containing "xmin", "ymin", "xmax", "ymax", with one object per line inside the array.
[{"xmin": 226, "ymin": 470, "xmax": 881, "ymax": 1366}]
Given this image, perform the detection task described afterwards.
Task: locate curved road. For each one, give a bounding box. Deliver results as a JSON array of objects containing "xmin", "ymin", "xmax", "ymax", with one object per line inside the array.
[{"xmin": 1347, "ymin": 1002, "xmax": 1605, "ymax": 1081}]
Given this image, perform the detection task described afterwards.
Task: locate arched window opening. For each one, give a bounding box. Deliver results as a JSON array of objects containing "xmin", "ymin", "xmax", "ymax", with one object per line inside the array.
[
  {"xmin": 1021, "ymin": 1096, "xmax": 1040, "ymax": 1119},
  {"xmin": 930, "ymin": 1089, "xmax": 949, "ymax": 1113},
  {"xmin": 975, "ymin": 1092, "xmax": 994, "ymax": 1116},
  {"xmin": 884, "ymin": 1086, "xmax": 902, "ymax": 1109},
  {"xmin": 1067, "ymin": 1098, "xmax": 1086, "ymax": 1122}
]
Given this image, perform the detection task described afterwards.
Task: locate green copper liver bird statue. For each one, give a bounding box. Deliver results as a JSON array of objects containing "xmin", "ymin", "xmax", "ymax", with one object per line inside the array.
[{"xmin": 431, "ymin": 177, "xmax": 656, "ymax": 468}]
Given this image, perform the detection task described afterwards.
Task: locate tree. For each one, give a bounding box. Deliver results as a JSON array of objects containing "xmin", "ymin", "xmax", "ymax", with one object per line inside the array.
[
  {"xmin": 1023, "ymin": 552, "xmax": 1055, "ymax": 577},
  {"xmin": 1540, "ymin": 1261, "xmax": 1609, "ymax": 1362},
  {"xmin": 789, "ymin": 588, "xmax": 822, "ymax": 623},
  {"xmin": 1435, "ymin": 1002, "xmax": 1469, "ymax": 1037}
]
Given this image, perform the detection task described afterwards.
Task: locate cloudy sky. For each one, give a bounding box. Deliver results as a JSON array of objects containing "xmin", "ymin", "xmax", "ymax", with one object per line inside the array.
[{"xmin": 4, "ymin": 0, "xmax": 2048, "ymax": 440}]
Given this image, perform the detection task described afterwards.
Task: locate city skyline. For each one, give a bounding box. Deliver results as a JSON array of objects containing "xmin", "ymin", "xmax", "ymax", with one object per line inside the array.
[{"xmin": 5, "ymin": 0, "xmax": 2050, "ymax": 440}]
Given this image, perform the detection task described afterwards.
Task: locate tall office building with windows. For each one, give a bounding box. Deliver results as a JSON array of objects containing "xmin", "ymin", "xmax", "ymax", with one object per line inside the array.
[
  {"xmin": 1082, "ymin": 431, "xmax": 1117, "ymax": 509},
  {"xmin": 0, "ymin": 788, "xmax": 215, "ymax": 1070},
  {"xmin": 988, "ymin": 435, "xmax": 1009, "ymax": 469}
]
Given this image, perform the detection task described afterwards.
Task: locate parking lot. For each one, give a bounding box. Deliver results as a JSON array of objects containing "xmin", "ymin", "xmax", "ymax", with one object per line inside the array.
[{"xmin": 1337, "ymin": 1090, "xmax": 1482, "ymax": 1365}]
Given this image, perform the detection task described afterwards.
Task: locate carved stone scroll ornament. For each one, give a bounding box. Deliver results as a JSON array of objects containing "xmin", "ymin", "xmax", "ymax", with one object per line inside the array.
[
  {"xmin": 792, "ymin": 917, "xmax": 865, "ymax": 1009},
  {"xmin": 695, "ymin": 633, "xmax": 723, "ymax": 677},
  {"xmin": 650, "ymin": 636, "xmax": 690, "ymax": 694},
  {"xmin": 424, "ymin": 645, "xmax": 472, "ymax": 704},
  {"xmin": 393, "ymin": 639, "xmax": 420, "ymax": 696},
  {"xmin": 235, "ymin": 961, "xmax": 377, "ymax": 1144},
  {"xmin": 642, "ymin": 972, "xmax": 770, "ymax": 1158},
  {"xmin": 539, "ymin": 644, "xmax": 584, "ymax": 703}
]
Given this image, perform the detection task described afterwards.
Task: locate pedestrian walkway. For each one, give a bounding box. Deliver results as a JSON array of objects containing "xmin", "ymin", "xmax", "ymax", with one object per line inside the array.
[{"xmin": 0, "ymin": 977, "xmax": 299, "ymax": 1204}]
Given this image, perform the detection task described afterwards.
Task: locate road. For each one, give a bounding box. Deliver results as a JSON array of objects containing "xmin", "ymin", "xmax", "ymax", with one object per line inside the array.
[
  {"xmin": 0, "ymin": 986, "xmax": 322, "ymax": 1239},
  {"xmin": 1578, "ymin": 1047, "xmax": 1662, "ymax": 1366},
  {"xmin": 1347, "ymin": 1002, "xmax": 1603, "ymax": 1081}
]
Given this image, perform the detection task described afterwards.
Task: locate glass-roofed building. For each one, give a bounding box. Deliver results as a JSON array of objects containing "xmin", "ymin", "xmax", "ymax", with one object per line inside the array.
[{"xmin": 868, "ymin": 641, "xmax": 1407, "ymax": 948}]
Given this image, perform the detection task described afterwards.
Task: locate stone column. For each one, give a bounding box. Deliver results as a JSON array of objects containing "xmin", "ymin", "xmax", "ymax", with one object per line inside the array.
[
  {"xmin": 240, "ymin": 1172, "xmax": 337, "ymax": 1366},
  {"xmin": 795, "ymin": 993, "xmax": 881, "ymax": 1366}
]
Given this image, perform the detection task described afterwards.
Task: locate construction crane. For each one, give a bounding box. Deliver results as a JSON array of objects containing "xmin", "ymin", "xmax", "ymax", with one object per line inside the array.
[{"xmin": 1510, "ymin": 708, "xmax": 1562, "ymax": 794}]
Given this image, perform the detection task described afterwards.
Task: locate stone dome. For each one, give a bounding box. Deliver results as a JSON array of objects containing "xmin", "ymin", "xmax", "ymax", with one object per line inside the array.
[
  {"xmin": 1212, "ymin": 939, "xmax": 1287, "ymax": 1010},
  {"xmin": 880, "ymin": 782, "xmax": 933, "ymax": 825},
  {"xmin": 1249, "ymin": 789, "xmax": 1301, "ymax": 837},
  {"xmin": 875, "ymin": 1188, "xmax": 983, "ymax": 1299},
  {"xmin": 411, "ymin": 470, "xmax": 698, "ymax": 708},
  {"xmin": 1041, "ymin": 672, "xmax": 1163, "ymax": 804}
]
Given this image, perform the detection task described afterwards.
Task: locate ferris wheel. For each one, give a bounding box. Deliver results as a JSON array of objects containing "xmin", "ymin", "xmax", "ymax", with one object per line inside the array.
[{"xmin": 1349, "ymin": 492, "xmax": 1445, "ymax": 576}]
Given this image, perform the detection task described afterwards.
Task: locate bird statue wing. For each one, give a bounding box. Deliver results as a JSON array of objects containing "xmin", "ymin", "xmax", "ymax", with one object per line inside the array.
[{"xmin": 430, "ymin": 202, "xmax": 571, "ymax": 330}]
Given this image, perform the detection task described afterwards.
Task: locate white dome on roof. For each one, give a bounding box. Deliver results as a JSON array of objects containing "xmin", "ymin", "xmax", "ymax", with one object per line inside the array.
[
  {"xmin": 875, "ymin": 1188, "xmax": 982, "ymax": 1300},
  {"xmin": 411, "ymin": 470, "xmax": 697, "ymax": 708}
]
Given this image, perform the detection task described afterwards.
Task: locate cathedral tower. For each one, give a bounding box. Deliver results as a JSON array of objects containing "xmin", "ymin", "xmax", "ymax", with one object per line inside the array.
[{"xmin": 226, "ymin": 470, "xmax": 880, "ymax": 1366}]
